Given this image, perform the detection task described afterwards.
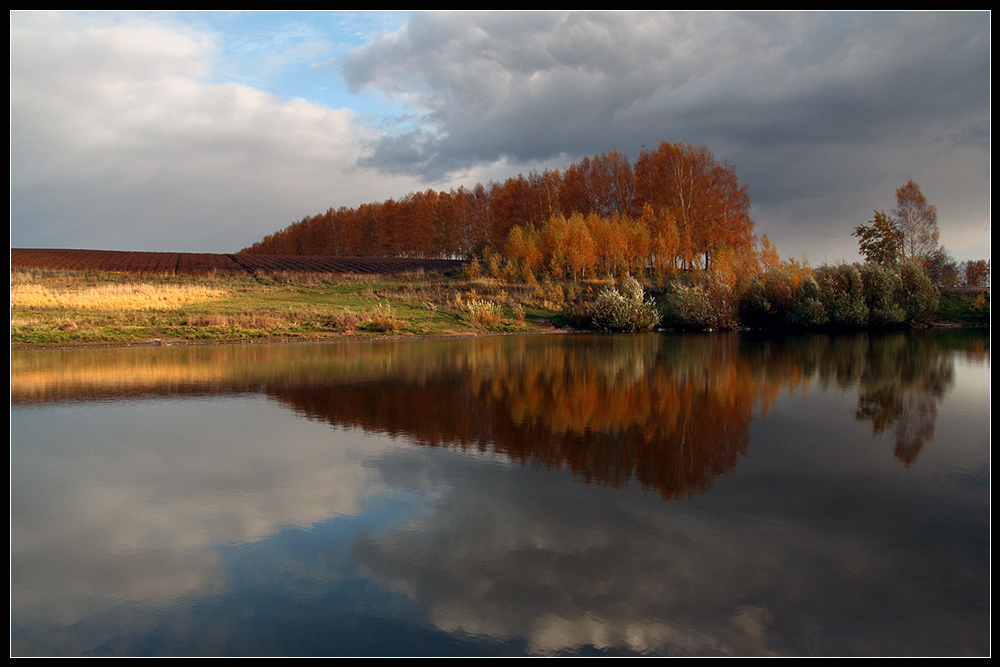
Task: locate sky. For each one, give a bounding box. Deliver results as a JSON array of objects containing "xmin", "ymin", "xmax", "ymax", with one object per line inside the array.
[{"xmin": 9, "ymin": 10, "xmax": 991, "ymax": 264}]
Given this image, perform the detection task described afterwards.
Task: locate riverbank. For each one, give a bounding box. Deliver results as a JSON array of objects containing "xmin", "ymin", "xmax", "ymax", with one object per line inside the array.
[
  {"xmin": 10, "ymin": 267, "xmax": 573, "ymax": 348},
  {"xmin": 10, "ymin": 267, "xmax": 988, "ymax": 349}
]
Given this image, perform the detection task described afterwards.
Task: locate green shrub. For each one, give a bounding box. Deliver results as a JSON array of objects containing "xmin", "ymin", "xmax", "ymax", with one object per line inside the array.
[
  {"xmin": 898, "ymin": 261, "xmax": 939, "ymax": 322},
  {"xmin": 816, "ymin": 263, "xmax": 868, "ymax": 327},
  {"xmin": 860, "ymin": 262, "xmax": 905, "ymax": 326},
  {"xmin": 588, "ymin": 276, "xmax": 661, "ymax": 332},
  {"xmin": 787, "ymin": 276, "xmax": 828, "ymax": 328},
  {"xmin": 662, "ymin": 277, "xmax": 735, "ymax": 331}
]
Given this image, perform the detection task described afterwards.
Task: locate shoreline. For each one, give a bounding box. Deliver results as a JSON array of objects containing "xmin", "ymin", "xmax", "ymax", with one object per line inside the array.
[
  {"xmin": 10, "ymin": 320, "xmax": 984, "ymax": 352},
  {"xmin": 9, "ymin": 324, "xmax": 581, "ymax": 352}
]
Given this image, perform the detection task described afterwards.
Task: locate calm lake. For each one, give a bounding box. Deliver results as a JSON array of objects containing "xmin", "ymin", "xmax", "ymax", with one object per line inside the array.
[{"xmin": 10, "ymin": 330, "xmax": 990, "ymax": 656}]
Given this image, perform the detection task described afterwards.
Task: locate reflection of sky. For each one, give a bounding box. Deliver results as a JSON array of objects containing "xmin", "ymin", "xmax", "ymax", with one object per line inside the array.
[
  {"xmin": 10, "ymin": 343, "xmax": 991, "ymax": 657},
  {"xmin": 352, "ymin": 435, "xmax": 989, "ymax": 656},
  {"xmin": 944, "ymin": 354, "xmax": 992, "ymax": 423},
  {"xmin": 11, "ymin": 397, "xmax": 396, "ymax": 626}
]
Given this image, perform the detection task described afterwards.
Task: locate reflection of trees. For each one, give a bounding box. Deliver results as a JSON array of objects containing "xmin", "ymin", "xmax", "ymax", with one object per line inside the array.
[
  {"xmin": 274, "ymin": 335, "xmax": 789, "ymax": 500},
  {"xmin": 818, "ymin": 332, "xmax": 955, "ymax": 466},
  {"xmin": 12, "ymin": 329, "xmax": 988, "ymax": 485},
  {"xmin": 739, "ymin": 330, "xmax": 972, "ymax": 466}
]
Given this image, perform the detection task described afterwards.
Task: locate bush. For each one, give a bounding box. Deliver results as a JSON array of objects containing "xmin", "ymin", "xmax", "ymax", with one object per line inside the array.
[
  {"xmin": 897, "ymin": 261, "xmax": 939, "ymax": 322},
  {"xmin": 662, "ymin": 277, "xmax": 735, "ymax": 331},
  {"xmin": 860, "ymin": 262, "xmax": 905, "ymax": 326},
  {"xmin": 737, "ymin": 259, "xmax": 825, "ymax": 328},
  {"xmin": 329, "ymin": 309, "xmax": 363, "ymax": 332},
  {"xmin": 787, "ymin": 276, "xmax": 828, "ymax": 328},
  {"xmin": 588, "ymin": 276, "xmax": 661, "ymax": 332},
  {"xmin": 816, "ymin": 263, "xmax": 869, "ymax": 328},
  {"xmin": 813, "ymin": 261, "xmax": 937, "ymax": 329},
  {"xmin": 367, "ymin": 302, "xmax": 403, "ymax": 333}
]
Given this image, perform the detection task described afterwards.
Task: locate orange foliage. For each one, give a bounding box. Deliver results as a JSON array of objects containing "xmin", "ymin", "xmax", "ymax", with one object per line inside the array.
[
  {"xmin": 241, "ymin": 141, "xmax": 755, "ymax": 274},
  {"xmin": 633, "ymin": 141, "xmax": 753, "ymax": 270}
]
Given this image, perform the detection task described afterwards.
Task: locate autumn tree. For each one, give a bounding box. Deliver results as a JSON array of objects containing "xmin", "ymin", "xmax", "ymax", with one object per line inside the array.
[
  {"xmin": 559, "ymin": 150, "xmax": 634, "ymax": 218},
  {"xmin": 712, "ymin": 241, "xmax": 761, "ymax": 301},
  {"xmin": 853, "ymin": 211, "xmax": 903, "ymax": 265},
  {"xmin": 759, "ymin": 234, "xmax": 782, "ymax": 272},
  {"xmin": 240, "ymin": 140, "xmax": 755, "ymax": 267},
  {"xmin": 893, "ymin": 180, "xmax": 940, "ymax": 268},
  {"xmin": 587, "ymin": 214, "xmax": 630, "ymax": 278},
  {"xmin": 644, "ymin": 204, "xmax": 680, "ymax": 281},
  {"xmin": 503, "ymin": 223, "xmax": 543, "ymax": 281},
  {"xmin": 633, "ymin": 141, "xmax": 753, "ymax": 270}
]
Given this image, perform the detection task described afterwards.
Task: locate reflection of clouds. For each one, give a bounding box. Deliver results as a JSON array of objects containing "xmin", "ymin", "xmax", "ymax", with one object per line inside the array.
[
  {"xmin": 434, "ymin": 607, "xmax": 775, "ymax": 656},
  {"xmin": 352, "ymin": 437, "xmax": 990, "ymax": 656},
  {"xmin": 350, "ymin": 451, "xmax": 791, "ymax": 656},
  {"xmin": 11, "ymin": 397, "xmax": 390, "ymax": 624}
]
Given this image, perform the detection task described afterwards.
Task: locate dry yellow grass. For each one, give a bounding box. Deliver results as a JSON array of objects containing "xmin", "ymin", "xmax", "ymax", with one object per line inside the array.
[
  {"xmin": 10, "ymin": 282, "xmax": 227, "ymax": 311},
  {"xmin": 464, "ymin": 299, "xmax": 503, "ymax": 327}
]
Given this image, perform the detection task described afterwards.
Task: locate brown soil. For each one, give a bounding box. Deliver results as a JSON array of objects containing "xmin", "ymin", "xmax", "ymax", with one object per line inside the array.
[{"xmin": 11, "ymin": 248, "xmax": 465, "ymax": 276}]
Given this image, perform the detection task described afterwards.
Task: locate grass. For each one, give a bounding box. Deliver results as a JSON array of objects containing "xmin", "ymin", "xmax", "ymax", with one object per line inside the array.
[
  {"xmin": 10, "ymin": 281, "xmax": 226, "ymax": 310},
  {"xmin": 9, "ymin": 268, "xmax": 988, "ymax": 347},
  {"xmin": 463, "ymin": 299, "xmax": 504, "ymax": 327},
  {"xmin": 9, "ymin": 268, "xmax": 567, "ymax": 346}
]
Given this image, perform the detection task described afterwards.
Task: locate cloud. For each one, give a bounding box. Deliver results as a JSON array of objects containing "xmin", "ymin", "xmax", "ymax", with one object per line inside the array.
[
  {"xmin": 9, "ymin": 11, "xmax": 421, "ymax": 253},
  {"xmin": 345, "ymin": 12, "xmax": 987, "ymax": 169},
  {"xmin": 341, "ymin": 11, "xmax": 989, "ymax": 261}
]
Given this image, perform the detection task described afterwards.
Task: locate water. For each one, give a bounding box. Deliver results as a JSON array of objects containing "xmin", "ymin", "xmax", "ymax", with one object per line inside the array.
[{"xmin": 10, "ymin": 330, "xmax": 990, "ymax": 656}]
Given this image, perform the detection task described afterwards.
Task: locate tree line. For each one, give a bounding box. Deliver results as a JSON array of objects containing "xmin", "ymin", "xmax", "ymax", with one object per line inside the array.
[
  {"xmin": 241, "ymin": 143, "xmax": 987, "ymax": 332},
  {"xmin": 239, "ymin": 141, "xmax": 754, "ymax": 272}
]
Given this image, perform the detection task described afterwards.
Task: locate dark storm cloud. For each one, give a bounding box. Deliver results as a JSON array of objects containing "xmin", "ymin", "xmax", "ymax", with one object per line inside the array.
[
  {"xmin": 347, "ymin": 11, "xmax": 987, "ymax": 168},
  {"xmin": 344, "ymin": 11, "xmax": 700, "ymax": 176},
  {"xmin": 342, "ymin": 11, "xmax": 989, "ymax": 261}
]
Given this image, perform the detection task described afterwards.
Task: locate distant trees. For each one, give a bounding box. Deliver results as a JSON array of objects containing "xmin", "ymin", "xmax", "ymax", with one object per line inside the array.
[
  {"xmin": 240, "ymin": 141, "xmax": 755, "ymax": 273},
  {"xmin": 961, "ymin": 259, "xmax": 991, "ymax": 287},
  {"xmin": 922, "ymin": 247, "xmax": 959, "ymax": 287}
]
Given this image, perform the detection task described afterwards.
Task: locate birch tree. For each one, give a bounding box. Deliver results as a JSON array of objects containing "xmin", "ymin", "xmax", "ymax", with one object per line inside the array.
[{"xmin": 892, "ymin": 180, "xmax": 939, "ymax": 268}]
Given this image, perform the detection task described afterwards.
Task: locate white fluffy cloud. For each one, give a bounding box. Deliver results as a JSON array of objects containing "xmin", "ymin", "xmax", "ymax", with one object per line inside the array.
[{"xmin": 10, "ymin": 11, "xmax": 421, "ymax": 252}]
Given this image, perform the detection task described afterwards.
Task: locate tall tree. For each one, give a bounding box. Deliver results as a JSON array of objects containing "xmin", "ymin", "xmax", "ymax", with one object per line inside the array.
[{"xmin": 893, "ymin": 180, "xmax": 939, "ymax": 267}]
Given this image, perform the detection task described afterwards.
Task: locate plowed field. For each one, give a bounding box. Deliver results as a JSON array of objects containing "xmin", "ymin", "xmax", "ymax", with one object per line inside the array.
[{"xmin": 11, "ymin": 249, "xmax": 465, "ymax": 276}]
